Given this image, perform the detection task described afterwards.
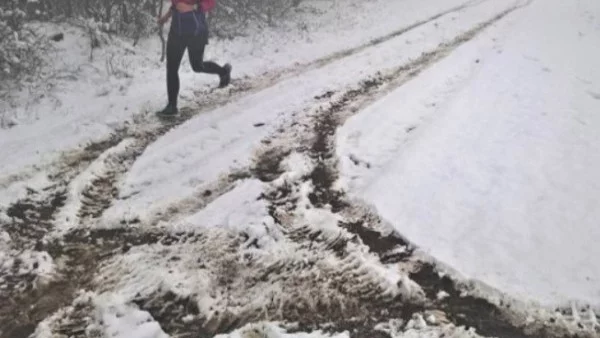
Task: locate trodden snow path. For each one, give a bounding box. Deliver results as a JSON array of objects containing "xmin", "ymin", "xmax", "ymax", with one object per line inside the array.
[{"xmin": 1, "ymin": 0, "xmax": 600, "ymax": 337}]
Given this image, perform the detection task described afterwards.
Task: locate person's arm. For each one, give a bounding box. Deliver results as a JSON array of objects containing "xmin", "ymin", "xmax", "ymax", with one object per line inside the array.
[{"xmin": 158, "ymin": 8, "xmax": 172, "ymax": 25}]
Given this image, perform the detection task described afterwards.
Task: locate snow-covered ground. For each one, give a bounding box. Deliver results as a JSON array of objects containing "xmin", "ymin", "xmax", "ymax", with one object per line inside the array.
[
  {"xmin": 337, "ymin": 0, "xmax": 600, "ymax": 305},
  {"xmin": 2, "ymin": 0, "xmax": 600, "ymax": 337}
]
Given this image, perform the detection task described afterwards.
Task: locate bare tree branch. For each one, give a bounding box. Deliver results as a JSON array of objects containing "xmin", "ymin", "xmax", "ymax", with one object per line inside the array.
[{"xmin": 158, "ymin": 0, "xmax": 166, "ymax": 62}]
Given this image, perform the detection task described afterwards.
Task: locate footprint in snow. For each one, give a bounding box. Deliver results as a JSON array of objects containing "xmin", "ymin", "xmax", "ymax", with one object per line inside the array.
[
  {"xmin": 349, "ymin": 154, "xmax": 371, "ymax": 169},
  {"xmin": 577, "ymin": 76, "xmax": 592, "ymax": 85},
  {"xmin": 523, "ymin": 54, "xmax": 539, "ymax": 62},
  {"xmin": 587, "ymin": 91, "xmax": 600, "ymax": 100}
]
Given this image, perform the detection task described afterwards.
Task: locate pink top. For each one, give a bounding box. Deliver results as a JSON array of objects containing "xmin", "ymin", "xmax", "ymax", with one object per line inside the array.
[{"xmin": 171, "ymin": 0, "xmax": 215, "ymax": 12}]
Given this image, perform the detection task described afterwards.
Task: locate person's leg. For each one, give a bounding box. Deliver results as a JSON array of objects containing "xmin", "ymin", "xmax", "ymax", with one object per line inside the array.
[
  {"xmin": 187, "ymin": 35, "xmax": 218, "ymax": 74},
  {"xmin": 187, "ymin": 34, "xmax": 232, "ymax": 87},
  {"xmin": 163, "ymin": 32, "xmax": 187, "ymax": 113}
]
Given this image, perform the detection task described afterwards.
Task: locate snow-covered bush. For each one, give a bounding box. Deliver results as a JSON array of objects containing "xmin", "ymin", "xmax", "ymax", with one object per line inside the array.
[
  {"xmin": 0, "ymin": 5, "xmax": 46, "ymax": 84},
  {"xmin": 0, "ymin": 0, "xmax": 159, "ymax": 84}
]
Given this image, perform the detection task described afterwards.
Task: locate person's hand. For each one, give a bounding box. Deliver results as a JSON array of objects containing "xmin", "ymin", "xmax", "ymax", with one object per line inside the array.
[{"xmin": 157, "ymin": 15, "xmax": 168, "ymax": 26}]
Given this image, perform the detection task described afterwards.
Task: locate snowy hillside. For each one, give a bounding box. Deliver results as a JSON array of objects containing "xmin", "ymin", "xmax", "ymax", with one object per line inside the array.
[{"xmin": 1, "ymin": 0, "xmax": 600, "ymax": 337}]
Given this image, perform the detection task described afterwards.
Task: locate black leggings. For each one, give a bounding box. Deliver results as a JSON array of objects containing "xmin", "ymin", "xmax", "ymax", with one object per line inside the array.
[{"xmin": 166, "ymin": 32, "xmax": 224, "ymax": 107}]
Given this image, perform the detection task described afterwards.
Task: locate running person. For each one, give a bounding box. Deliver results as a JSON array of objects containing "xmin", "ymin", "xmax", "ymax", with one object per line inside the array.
[{"xmin": 157, "ymin": 0, "xmax": 231, "ymax": 116}]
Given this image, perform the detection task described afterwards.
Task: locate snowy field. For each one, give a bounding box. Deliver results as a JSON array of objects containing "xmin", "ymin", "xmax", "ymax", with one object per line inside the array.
[{"xmin": 1, "ymin": 0, "xmax": 600, "ymax": 337}]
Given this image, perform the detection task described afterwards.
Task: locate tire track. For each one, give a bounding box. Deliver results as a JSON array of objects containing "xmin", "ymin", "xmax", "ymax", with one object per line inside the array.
[
  {"xmin": 301, "ymin": 0, "xmax": 489, "ymax": 70},
  {"xmin": 54, "ymin": 0, "xmax": 492, "ymax": 228},
  {"xmin": 80, "ymin": 4, "xmax": 544, "ymax": 338},
  {"xmin": 0, "ymin": 226, "xmax": 202, "ymax": 338},
  {"xmin": 117, "ymin": 2, "xmax": 546, "ymax": 337},
  {"xmin": 1, "ymin": 0, "xmax": 485, "ymax": 233},
  {"xmin": 244, "ymin": 1, "xmax": 595, "ymax": 337}
]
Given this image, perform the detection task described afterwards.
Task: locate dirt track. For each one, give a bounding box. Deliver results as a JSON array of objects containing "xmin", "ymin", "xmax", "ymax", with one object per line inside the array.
[{"xmin": 1, "ymin": 0, "xmax": 597, "ymax": 337}]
